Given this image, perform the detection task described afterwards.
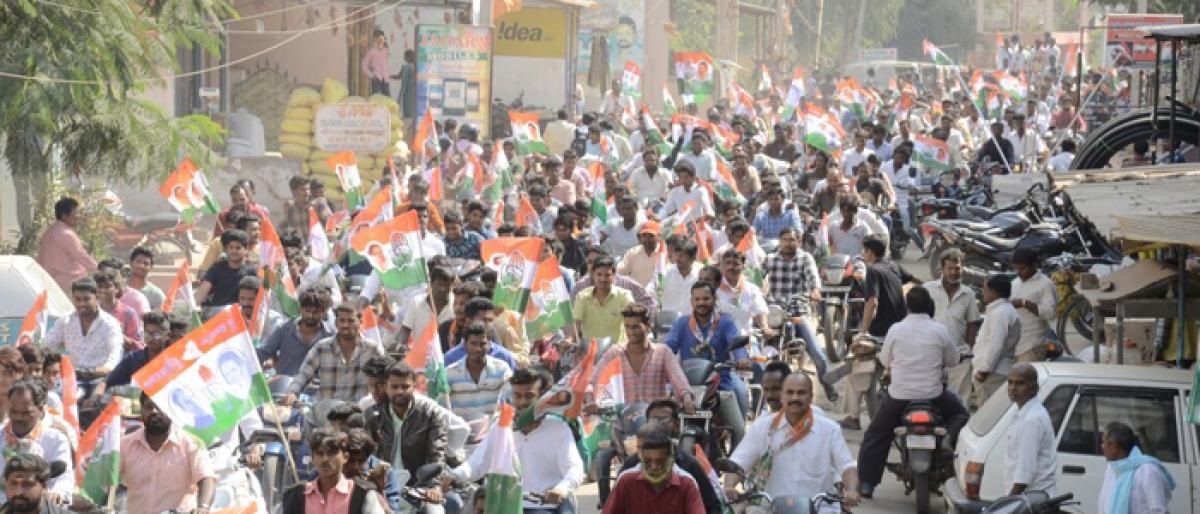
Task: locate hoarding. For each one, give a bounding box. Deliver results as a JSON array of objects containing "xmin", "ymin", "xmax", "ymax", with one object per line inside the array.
[
  {"xmin": 1105, "ymin": 13, "xmax": 1184, "ymax": 69},
  {"xmin": 415, "ymin": 24, "xmax": 493, "ymax": 138}
]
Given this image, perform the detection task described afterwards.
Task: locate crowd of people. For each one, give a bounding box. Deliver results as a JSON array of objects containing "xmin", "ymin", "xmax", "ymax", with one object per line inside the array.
[{"xmin": 14, "ymin": 44, "xmax": 1184, "ymax": 514}]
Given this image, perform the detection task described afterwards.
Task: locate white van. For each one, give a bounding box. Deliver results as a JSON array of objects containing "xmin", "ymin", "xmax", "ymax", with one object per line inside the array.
[
  {"xmin": 842, "ymin": 60, "xmax": 961, "ymax": 89},
  {"xmin": 943, "ymin": 362, "xmax": 1197, "ymax": 513}
]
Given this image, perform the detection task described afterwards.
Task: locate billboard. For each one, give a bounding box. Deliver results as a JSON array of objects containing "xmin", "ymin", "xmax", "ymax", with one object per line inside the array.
[
  {"xmin": 1105, "ymin": 13, "xmax": 1184, "ymax": 69},
  {"xmin": 493, "ymin": 8, "xmax": 572, "ymax": 114},
  {"xmin": 415, "ymin": 24, "xmax": 493, "ymax": 138},
  {"xmin": 576, "ymin": 0, "xmax": 645, "ymax": 87}
]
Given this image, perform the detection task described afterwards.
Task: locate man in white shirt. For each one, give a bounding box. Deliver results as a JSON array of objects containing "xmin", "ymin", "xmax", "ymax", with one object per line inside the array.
[
  {"xmin": 1010, "ymin": 249, "xmax": 1057, "ymax": 363},
  {"xmin": 0, "ymin": 380, "xmax": 74, "ymax": 505},
  {"xmin": 678, "ymin": 132, "xmax": 718, "ymax": 182},
  {"xmin": 397, "ymin": 265, "xmax": 455, "ymax": 348},
  {"xmin": 866, "ymin": 125, "xmax": 894, "ymax": 161},
  {"xmin": 446, "ymin": 368, "xmax": 583, "ymax": 512},
  {"xmin": 659, "ymin": 161, "xmax": 714, "ymax": 224},
  {"xmin": 601, "ymin": 196, "xmax": 645, "ymax": 259},
  {"xmin": 924, "ymin": 249, "xmax": 980, "ymax": 403},
  {"xmin": 724, "ymin": 373, "xmax": 860, "ymax": 508},
  {"xmin": 544, "ymin": 109, "xmax": 577, "ymax": 157},
  {"xmin": 841, "ymin": 131, "xmax": 875, "ymax": 177},
  {"xmin": 939, "ymin": 114, "xmax": 969, "ymax": 169},
  {"xmin": 44, "ymin": 277, "xmax": 123, "ymax": 375},
  {"xmin": 826, "ymin": 196, "xmax": 871, "ymax": 258},
  {"xmin": 627, "ymin": 146, "xmax": 674, "ymax": 205},
  {"xmin": 857, "ymin": 287, "xmax": 970, "ymax": 498},
  {"xmin": 1003, "ymin": 363, "xmax": 1057, "ymax": 496},
  {"xmin": 879, "ymin": 146, "xmax": 918, "ymax": 242},
  {"xmin": 1048, "ymin": 139, "xmax": 1076, "ymax": 172},
  {"xmin": 1006, "ymin": 114, "xmax": 1048, "ymax": 169},
  {"xmin": 1098, "ymin": 421, "xmax": 1174, "ymax": 514},
  {"xmin": 617, "ymin": 221, "xmax": 661, "ymax": 288},
  {"xmin": 972, "ymin": 275, "xmax": 1022, "ymax": 409},
  {"xmin": 649, "ymin": 237, "xmax": 701, "ymax": 316},
  {"xmin": 715, "ymin": 249, "xmax": 772, "ymax": 341}
]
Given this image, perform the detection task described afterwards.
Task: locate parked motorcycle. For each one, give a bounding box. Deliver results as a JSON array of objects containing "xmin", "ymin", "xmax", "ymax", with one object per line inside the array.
[
  {"xmin": 594, "ymin": 402, "xmax": 649, "ymax": 508},
  {"xmin": 886, "ymin": 401, "xmax": 955, "ymax": 514},
  {"xmin": 955, "ymin": 491, "xmax": 1077, "ymax": 514}
]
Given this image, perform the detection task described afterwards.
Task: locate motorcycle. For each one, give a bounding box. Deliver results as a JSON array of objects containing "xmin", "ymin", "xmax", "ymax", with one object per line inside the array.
[
  {"xmin": 955, "ymin": 491, "xmax": 1077, "ymax": 514},
  {"xmin": 254, "ymin": 376, "xmax": 314, "ymax": 507},
  {"xmin": 886, "ymin": 400, "xmax": 955, "ymax": 514},
  {"xmin": 713, "ymin": 458, "xmax": 846, "ymax": 514},
  {"xmin": 594, "ymin": 402, "xmax": 649, "ymax": 508},
  {"xmin": 818, "ymin": 254, "xmax": 864, "ymax": 364},
  {"xmin": 679, "ymin": 336, "xmax": 752, "ymax": 462},
  {"xmin": 845, "ymin": 334, "xmax": 885, "ymax": 420},
  {"xmin": 765, "ymin": 304, "xmax": 806, "ymax": 373}
]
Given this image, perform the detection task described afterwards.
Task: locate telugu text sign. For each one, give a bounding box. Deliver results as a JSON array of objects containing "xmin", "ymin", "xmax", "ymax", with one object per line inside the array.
[{"xmin": 314, "ymin": 103, "xmax": 392, "ymax": 152}]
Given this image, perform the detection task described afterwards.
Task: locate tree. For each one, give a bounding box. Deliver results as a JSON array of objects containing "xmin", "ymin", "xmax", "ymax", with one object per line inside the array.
[
  {"xmin": 786, "ymin": 0, "xmax": 904, "ymax": 70},
  {"xmin": 0, "ymin": 0, "xmax": 232, "ymax": 253},
  {"xmin": 890, "ymin": 0, "xmax": 978, "ymax": 63}
]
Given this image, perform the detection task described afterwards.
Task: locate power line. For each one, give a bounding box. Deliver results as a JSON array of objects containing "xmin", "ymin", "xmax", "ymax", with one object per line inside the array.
[{"xmin": 0, "ymin": 0, "xmax": 390, "ymax": 85}]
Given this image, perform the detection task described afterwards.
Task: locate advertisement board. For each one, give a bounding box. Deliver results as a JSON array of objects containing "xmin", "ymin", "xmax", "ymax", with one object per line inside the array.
[
  {"xmin": 859, "ymin": 47, "xmax": 898, "ymax": 62},
  {"xmin": 1105, "ymin": 13, "xmax": 1184, "ymax": 69},
  {"xmin": 493, "ymin": 7, "xmax": 571, "ymax": 115},
  {"xmin": 415, "ymin": 24, "xmax": 493, "ymax": 138},
  {"xmin": 313, "ymin": 103, "xmax": 392, "ymax": 152}
]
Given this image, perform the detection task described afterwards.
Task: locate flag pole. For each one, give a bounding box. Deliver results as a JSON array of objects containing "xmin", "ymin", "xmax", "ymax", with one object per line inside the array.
[
  {"xmin": 945, "ymin": 59, "xmax": 1016, "ymax": 176},
  {"xmin": 268, "ymin": 402, "xmax": 302, "ymax": 485}
]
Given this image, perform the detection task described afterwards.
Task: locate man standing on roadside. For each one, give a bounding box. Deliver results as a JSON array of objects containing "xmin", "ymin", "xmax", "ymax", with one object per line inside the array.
[
  {"xmin": 1010, "ymin": 249, "xmax": 1057, "ymax": 363},
  {"xmin": 37, "ymin": 197, "xmax": 97, "ymax": 292},
  {"xmin": 925, "ymin": 249, "xmax": 980, "ymax": 403},
  {"xmin": 1003, "ymin": 363, "xmax": 1057, "ymax": 496}
]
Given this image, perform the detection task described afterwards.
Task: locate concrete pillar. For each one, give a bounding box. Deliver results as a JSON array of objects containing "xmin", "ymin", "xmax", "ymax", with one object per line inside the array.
[
  {"xmin": 644, "ymin": 0, "xmax": 669, "ymax": 111},
  {"xmin": 715, "ymin": 0, "xmax": 739, "ymax": 63},
  {"xmin": 1044, "ymin": 0, "xmax": 1056, "ymax": 32}
]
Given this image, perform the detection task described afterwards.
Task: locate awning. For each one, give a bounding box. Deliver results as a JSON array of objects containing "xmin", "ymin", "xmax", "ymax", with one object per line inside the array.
[
  {"xmin": 1114, "ymin": 214, "xmax": 1200, "ymax": 253},
  {"xmin": 1138, "ymin": 23, "xmax": 1200, "ymax": 41},
  {"xmin": 1062, "ymin": 165, "xmax": 1200, "ymax": 246}
]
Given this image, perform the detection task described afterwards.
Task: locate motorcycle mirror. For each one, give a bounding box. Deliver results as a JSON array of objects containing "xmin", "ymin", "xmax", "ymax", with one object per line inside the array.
[
  {"xmin": 714, "ymin": 458, "xmax": 744, "ymax": 475},
  {"xmin": 730, "ymin": 336, "xmax": 751, "ymax": 351}
]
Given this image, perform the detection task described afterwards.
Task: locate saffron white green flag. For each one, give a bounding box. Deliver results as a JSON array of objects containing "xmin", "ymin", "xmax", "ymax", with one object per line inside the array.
[
  {"xmin": 76, "ymin": 400, "xmax": 123, "ymax": 503},
  {"xmin": 404, "ymin": 314, "xmax": 451, "ymax": 408},
  {"xmin": 162, "ymin": 261, "xmax": 202, "ymax": 328},
  {"xmin": 923, "ymin": 38, "xmax": 954, "ymax": 66},
  {"xmin": 308, "ymin": 207, "xmax": 330, "ymax": 262},
  {"xmin": 524, "ymin": 256, "xmax": 574, "ymax": 341},
  {"xmin": 509, "ymin": 110, "xmax": 550, "ymax": 156},
  {"xmin": 351, "ymin": 211, "xmax": 430, "ymax": 291},
  {"xmin": 133, "ymin": 306, "xmax": 272, "ymax": 444},
  {"xmin": 803, "ymin": 105, "xmax": 846, "ymax": 157},
  {"xmin": 912, "ymin": 134, "xmax": 955, "ymax": 172},
  {"xmin": 737, "ymin": 229, "xmax": 766, "ymax": 287},
  {"xmin": 482, "ymin": 238, "xmax": 545, "ymax": 315},
  {"xmin": 482, "ymin": 402, "xmax": 522, "ymax": 514},
  {"xmin": 594, "ymin": 356, "xmax": 625, "ymax": 407},
  {"xmin": 159, "ymin": 158, "xmax": 220, "ymax": 224},
  {"xmin": 662, "ymin": 83, "xmax": 677, "ymax": 115}
]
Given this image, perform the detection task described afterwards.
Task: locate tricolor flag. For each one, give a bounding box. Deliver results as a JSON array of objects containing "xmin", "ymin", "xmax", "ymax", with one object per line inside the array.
[
  {"xmin": 60, "ymin": 355, "xmax": 80, "ymax": 438},
  {"xmin": 733, "ymin": 83, "xmax": 756, "ymax": 118},
  {"xmin": 328, "ymin": 151, "xmax": 364, "ymax": 209},
  {"xmin": 523, "ymin": 256, "xmax": 573, "ymax": 341},
  {"xmin": 693, "ymin": 443, "xmax": 728, "ymax": 502},
  {"xmin": 133, "ymin": 306, "xmax": 272, "ymax": 444},
  {"xmin": 640, "ymin": 105, "xmax": 673, "ymax": 156},
  {"xmin": 803, "ymin": 104, "xmax": 847, "ymax": 158},
  {"xmin": 515, "ymin": 193, "xmax": 540, "ymax": 230},
  {"xmin": 895, "ymin": 91, "xmax": 916, "ymax": 124},
  {"xmin": 992, "ymin": 70, "xmax": 1027, "ymax": 102},
  {"xmin": 783, "ymin": 67, "xmax": 806, "ymax": 115},
  {"xmin": 350, "ymin": 211, "xmax": 430, "ymax": 291},
  {"xmin": 837, "ymin": 78, "xmax": 876, "ymax": 123},
  {"xmin": 482, "ymin": 238, "xmax": 545, "ymax": 315},
  {"xmin": 621, "ymin": 61, "xmax": 641, "ymax": 98},
  {"xmin": 669, "ymin": 114, "xmax": 710, "ymax": 144},
  {"xmin": 354, "ymin": 185, "xmax": 396, "ymax": 228},
  {"xmin": 412, "ymin": 110, "xmax": 439, "ymax": 165},
  {"xmin": 259, "ymin": 217, "xmax": 301, "ymax": 317},
  {"xmin": 76, "ymin": 400, "xmax": 122, "ymax": 503},
  {"xmin": 659, "ymin": 200, "xmax": 695, "ymax": 238},
  {"xmin": 593, "ymin": 355, "xmax": 624, "ymax": 407},
  {"xmin": 247, "ymin": 283, "xmax": 270, "ymax": 346},
  {"xmin": 662, "ymin": 83, "xmax": 678, "ymax": 115},
  {"xmin": 912, "ymin": 134, "xmax": 954, "ymax": 172},
  {"xmin": 758, "ymin": 64, "xmax": 773, "ymax": 92},
  {"xmin": 480, "ymin": 402, "xmax": 522, "ymax": 514},
  {"xmin": 563, "ymin": 337, "xmax": 599, "ymax": 420},
  {"xmin": 713, "ymin": 158, "xmax": 743, "ymax": 205},
  {"xmin": 159, "ymin": 158, "xmax": 220, "ymax": 224},
  {"xmin": 360, "ymin": 306, "xmax": 384, "ymax": 348},
  {"xmin": 587, "ymin": 162, "xmax": 608, "ymax": 225},
  {"xmin": 509, "ymin": 111, "xmax": 549, "ymax": 156},
  {"xmin": 308, "ymin": 208, "xmax": 330, "ymax": 262},
  {"xmin": 710, "ymin": 123, "xmax": 741, "ymax": 160},
  {"xmin": 16, "ymin": 291, "xmax": 48, "ymax": 346},
  {"xmin": 737, "ymin": 229, "xmax": 765, "ymax": 287},
  {"xmin": 403, "ymin": 314, "xmax": 450, "ymax": 407},
  {"xmin": 163, "ymin": 261, "xmax": 202, "ymax": 327},
  {"xmin": 923, "ymin": 38, "xmax": 953, "ymax": 66}
]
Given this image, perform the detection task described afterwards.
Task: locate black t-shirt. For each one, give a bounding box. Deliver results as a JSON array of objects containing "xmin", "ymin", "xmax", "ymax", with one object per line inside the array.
[
  {"xmin": 864, "ymin": 259, "xmax": 912, "ymax": 337},
  {"xmin": 202, "ymin": 260, "xmax": 255, "ymax": 307}
]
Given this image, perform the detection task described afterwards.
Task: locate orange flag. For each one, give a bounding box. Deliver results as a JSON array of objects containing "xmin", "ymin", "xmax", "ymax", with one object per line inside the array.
[
  {"xmin": 60, "ymin": 356, "xmax": 80, "ymax": 439},
  {"xmin": 515, "ymin": 193, "xmax": 539, "ymax": 229},
  {"xmin": 15, "ymin": 291, "xmax": 48, "ymax": 346},
  {"xmin": 564, "ymin": 338, "xmax": 598, "ymax": 420}
]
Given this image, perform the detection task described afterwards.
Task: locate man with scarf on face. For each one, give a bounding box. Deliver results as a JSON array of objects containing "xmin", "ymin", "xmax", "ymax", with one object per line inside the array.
[
  {"xmin": 664, "ymin": 281, "xmax": 749, "ymax": 448},
  {"xmin": 603, "ymin": 425, "xmax": 706, "ymax": 514},
  {"xmin": 1, "ymin": 454, "xmax": 71, "ymax": 514},
  {"xmin": 120, "ymin": 392, "xmax": 216, "ymax": 514},
  {"xmin": 1098, "ymin": 422, "xmax": 1175, "ymax": 514},
  {"xmin": 724, "ymin": 373, "xmax": 860, "ymax": 508},
  {"xmin": 0, "ymin": 381, "xmax": 72, "ymax": 506}
]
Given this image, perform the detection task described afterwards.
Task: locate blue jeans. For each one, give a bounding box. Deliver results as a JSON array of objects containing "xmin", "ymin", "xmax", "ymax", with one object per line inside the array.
[
  {"xmin": 790, "ymin": 320, "xmax": 835, "ymax": 393},
  {"xmin": 525, "ymin": 495, "xmax": 577, "ymax": 513}
]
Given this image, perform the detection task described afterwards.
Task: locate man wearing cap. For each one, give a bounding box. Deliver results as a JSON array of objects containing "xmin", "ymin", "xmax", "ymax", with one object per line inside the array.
[{"xmin": 618, "ymin": 220, "xmax": 662, "ymax": 288}]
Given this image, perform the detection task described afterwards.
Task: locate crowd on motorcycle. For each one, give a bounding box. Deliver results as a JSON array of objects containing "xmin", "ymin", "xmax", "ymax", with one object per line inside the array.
[{"xmin": 14, "ymin": 47, "xmax": 1184, "ymax": 514}]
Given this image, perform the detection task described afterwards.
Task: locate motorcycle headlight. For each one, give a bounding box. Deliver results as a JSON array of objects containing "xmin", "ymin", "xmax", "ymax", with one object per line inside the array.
[
  {"xmin": 767, "ymin": 307, "xmax": 785, "ymax": 328},
  {"xmin": 823, "ymin": 268, "xmax": 843, "ymax": 285}
]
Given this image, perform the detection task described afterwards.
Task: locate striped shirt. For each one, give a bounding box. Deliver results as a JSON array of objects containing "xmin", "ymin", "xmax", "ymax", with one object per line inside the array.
[
  {"xmin": 446, "ymin": 356, "xmax": 512, "ymax": 438},
  {"xmin": 285, "ymin": 336, "xmax": 386, "ymax": 402}
]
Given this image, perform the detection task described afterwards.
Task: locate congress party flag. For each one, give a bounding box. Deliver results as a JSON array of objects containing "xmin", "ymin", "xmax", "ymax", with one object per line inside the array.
[
  {"xmin": 481, "ymin": 402, "xmax": 522, "ymax": 514},
  {"xmin": 923, "ymin": 38, "xmax": 953, "ymax": 66},
  {"xmin": 736, "ymin": 229, "xmax": 765, "ymax": 287},
  {"xmin": 360, "ymin": 306, "xmax": 385, "ymax": 349},
  {"xmin": 60, "ymin": 356, "xmax": 80, "ymax": 437},
  {"xmin": 785, "ymin": 67, "xmax": 806, "ymax": 108},
  {"xmin": 803, "ymin": 104, "xmax": 846, "ymax": 158},
  {"xmin": 675, "ymin": 51, "xmax": 715, "ymax": 104},
  {"xmin": 482, "ymin": 237, "xmax": 545, "ymax": 315},
  {"xmin": 76, "ymin": 399, "xmax": 122, "ymax": 503},
  {"xmin": 662, "ymin": 83, "xmax": 678, "ymax": 115},
  {"xmin": 621, "ymin": 61, "xmax": 642, "ymax": 98},
  {"xmin": 404, "ymin": 313, "xmax": 450, "ymax": 407},
  {"xmin": 351, "ymin": 210, "xmax": 429, "ymax": 291},
  {"xmin": 593, "ymin": 356, "xmax": 625, "ymax": 407},
  {"xmin": 133, "ymin": 306, "xmax": 272, "ymax": 444},
  {"xmin": 259, "ymin": 217, "xmax": 300, "ymax": 317},
  {"xmin": 713, "ymin": 158, "xmax": 743, "ymax": 205},
  {"xmin": 514, "ymin": 193, "xmax": 540, "ymax": 231},
  {"xmin": 246, "ymin": 278, "xmax": 271, "ymax": 346},
  {"xmin": 15, "ymin": 291, "xmax": 48, "ymax": 346},
  {"xmin": 159, "ymin": 158, "xmax": 220, "ymax": 224},
  {"xmin": 509, "ymin": 110, "xmax": 549, "ymax": 156},
  {"xmin": 413, "ymin": 110, "xmax": 439, "ymax": 165},
  {"xmin": 587, "ymin": 162, "xmax": 608, "ymax": 225},
  {"xmin": 912, "ymin": 134, "xmax": 955, "ymax": 172},
  {"xmin": 992, "ymin": 70, "xmax": 1027, "ymax": 102},
  {"xmin": 162, "ymin": 261, "xmax": 202, "ymax": 328},
  {"xmin": 837, "ymin": 78, "xmax": 876, "ymax": 123},
  {"xmin": 328, "ymin": 151, "xmax": 364, "ymax": 210},
  {"xmin": 524, "ymin": 256, "xmax": 573, "ymax": 341},
  {"xmin": 308, "ymin": 207, "xmax": 330, "ymax": 262}
]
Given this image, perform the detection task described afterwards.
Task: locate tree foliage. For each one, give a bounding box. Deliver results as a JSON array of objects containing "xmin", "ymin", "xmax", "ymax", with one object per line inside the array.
[
  {"xmin": 786, "ymin": 0, "xmax": 905, "ymax": 70},
  {"xmin": 890, "ymin": 0, "xmax": 978, "ymax": 62},
  {"xmin": 669, "ymin": 0, "xmax": 717, "ymax": 53},
  {"xmin": 0, "ymin": 0, "xmax": 233, "ymax": 251}
]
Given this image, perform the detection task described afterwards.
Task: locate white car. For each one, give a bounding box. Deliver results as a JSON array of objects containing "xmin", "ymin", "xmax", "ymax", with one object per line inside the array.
[{"xmin": 943, "ymin": 362, "xmax": 1196, "ymax": 513}]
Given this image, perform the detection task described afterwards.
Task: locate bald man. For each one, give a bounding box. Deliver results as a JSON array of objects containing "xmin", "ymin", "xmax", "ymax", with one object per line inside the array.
[{"xmin": 1003, "ymin": 364, "xmax": 1057, "ymax": 496}]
